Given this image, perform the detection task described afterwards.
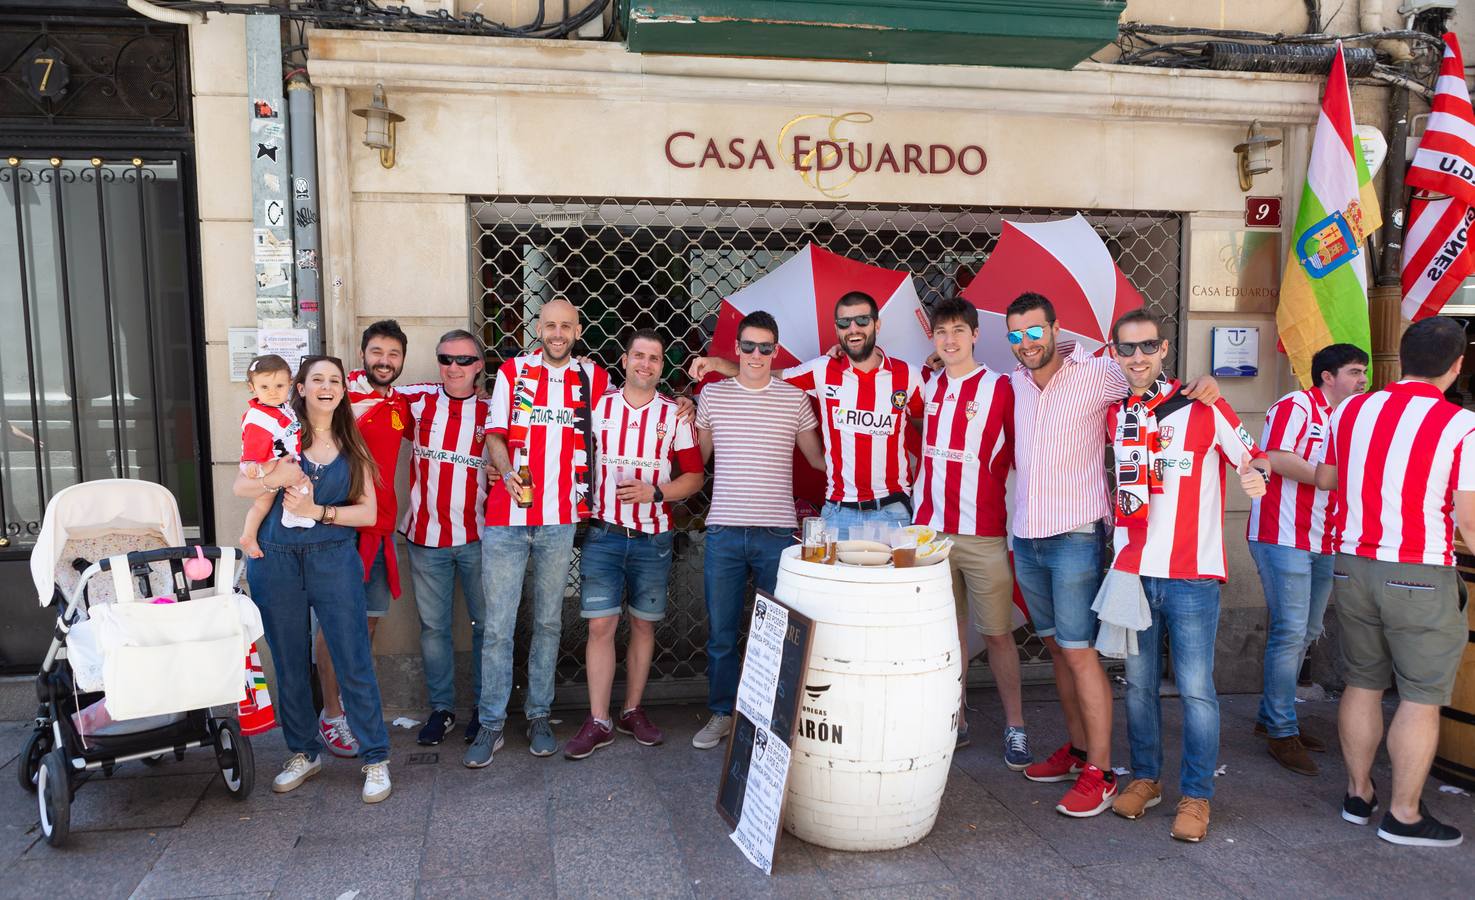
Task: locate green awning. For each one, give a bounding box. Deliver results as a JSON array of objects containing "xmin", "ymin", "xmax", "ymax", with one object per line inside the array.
[{"xmin": 625, "ymin": 0, "xmax": 1127, "ymax": 69}]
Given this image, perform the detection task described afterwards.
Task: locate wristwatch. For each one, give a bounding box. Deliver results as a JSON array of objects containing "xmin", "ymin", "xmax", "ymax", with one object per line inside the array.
[{"xmin": 651, "ymin": 484, "xmax": 665, "ymax": 503}]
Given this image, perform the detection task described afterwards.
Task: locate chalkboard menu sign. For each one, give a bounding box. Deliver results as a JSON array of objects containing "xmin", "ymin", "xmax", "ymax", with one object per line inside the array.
[{"xmin": 715, "ymin": 590, "xmax": 814, "ymax": 874}]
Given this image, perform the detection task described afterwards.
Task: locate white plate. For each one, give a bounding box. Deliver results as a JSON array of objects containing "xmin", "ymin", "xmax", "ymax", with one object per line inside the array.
[
  {"xmin": 836, "ymin": 549, "xmax": 891, "ymax": 566},
  {"xmin": 915, "ymin": 540, "xmax": 953, "ymax": 566}
]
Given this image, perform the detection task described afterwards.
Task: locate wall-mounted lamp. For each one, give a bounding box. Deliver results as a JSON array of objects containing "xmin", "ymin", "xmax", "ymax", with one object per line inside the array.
[
  {"xmin": 1234, "ymin": 121, "xmax": 1282, "ymax": 192},
  {"xmin": 352, "ymin": 84, "xmax": 404, "ymax": 169}
]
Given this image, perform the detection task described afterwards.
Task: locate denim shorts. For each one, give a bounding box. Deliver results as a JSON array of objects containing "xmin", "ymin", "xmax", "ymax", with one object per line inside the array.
[
  {"xmin": 1011, "ymin": 523, "xmax": 1105, "ymax": 649},
  {"xmin": 579, "ymin": 522, "xmax": 675, "ymax": 622},
  {"xmin": 363, "ymin": 543, "xmax": 392, "ymax": 618}
]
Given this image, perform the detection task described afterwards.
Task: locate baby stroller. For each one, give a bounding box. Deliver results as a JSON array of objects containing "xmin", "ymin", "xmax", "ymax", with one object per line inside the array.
[{"xmin": 21, "ymin": 479, "xmax": 265, "ymax": 847}]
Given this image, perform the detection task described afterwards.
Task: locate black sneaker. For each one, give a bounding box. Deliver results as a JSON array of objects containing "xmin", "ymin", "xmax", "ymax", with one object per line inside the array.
[
  {"xmin": 463, "ymin": 708, "xmax": 481, "ymax": 744},
  {"xmin": 1377, "ymin": 804, "xmax": 1464, "ymax": 848},
  {"xmin": 417, "ymin": 709, "xmax": 455, "ymax": 746},
  {"xmin": 1341, "ymin": 785, "xmax": 1378, "ymax": 825}
]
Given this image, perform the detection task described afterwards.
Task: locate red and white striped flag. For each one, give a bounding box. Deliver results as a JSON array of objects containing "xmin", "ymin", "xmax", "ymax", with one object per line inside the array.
[{"xmin": 1402, "ymin": 33, "xmax": 1475, "ymax": 321}]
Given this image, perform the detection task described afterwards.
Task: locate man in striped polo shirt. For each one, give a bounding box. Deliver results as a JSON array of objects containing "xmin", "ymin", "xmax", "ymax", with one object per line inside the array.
[
  {"xmin": 1247, "ymin": 343, "xmax": 1367, "ymax": 777},
  {"xmin": 911, "ymin": 297, "xmax": 1027, "ymax": 768},
  {"xmin": 396, "ymin": 329, "xmax": 493, "ymax": 749},
  {"xmin": 690, "ymin": 291, "xmax": 926, "ymax": 531},
  {"xmin": 692, "ymin": 311, "xmax": 825, "ymax": 749},
  {"xmin": 564, "ymin": 329, "xmax": 706, "ymax": 760},
  {"xmin": 1316, "ymin": 316, "xmax": 1472, "ymax": 849},
  {"xmin": 1103, "ymin": 309, "xmax": 1268, "ymax": 843},
  {"xmin": 1006, "ymin": 292, "xmax": 1221, "ymax": 820}
]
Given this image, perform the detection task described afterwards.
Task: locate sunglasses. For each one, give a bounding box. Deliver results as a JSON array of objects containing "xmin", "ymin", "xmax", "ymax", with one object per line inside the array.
[
  {"xmin": 738, "ymin": 340, "xmax": 776, "ymax": 356},
  {"xmin": 1006, "ymin": 326, "xmax": 1046, "ymax": 345},
  {"xmin": 1112, "ymin": 339, "xmax": 1164, "ymax": 357},
  {"xmin": 835, "ymin": 314, "xmax": 874, "ymax": 329},
  {"xmin": 437, "ymin": 354, "xmax": 480, "ymax": 367}
]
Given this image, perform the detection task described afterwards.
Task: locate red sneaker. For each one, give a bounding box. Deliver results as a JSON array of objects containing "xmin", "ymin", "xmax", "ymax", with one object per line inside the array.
[
  {"xmin": 1023, "ymin": 742, "xmax": 1084, "ymax": 783},
  {"xmin": 319, "ymin": 713, "xmax": 359, "ymax": 758},
  {"xmin": 1055, "ymin": 765, "xmax": 1117, "ymax": 818},
  {"xmin": 616, "ymin": 706, "xmax": 664, "ymax": 746},
  {"xmin": 563, "ymin": 716, "xmax": 614, "ymax": 760}
]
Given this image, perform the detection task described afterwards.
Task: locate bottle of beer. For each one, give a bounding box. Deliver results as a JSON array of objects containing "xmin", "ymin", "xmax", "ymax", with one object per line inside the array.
[{"xmin": 515, "ymin": 450, "xmax": 534, "ymax": 509}]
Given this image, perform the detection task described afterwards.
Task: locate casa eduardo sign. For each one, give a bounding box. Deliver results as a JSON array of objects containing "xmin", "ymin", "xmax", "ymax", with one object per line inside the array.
[{"xmin": 663, "ymin": 112, "xmax": 987, "ymax": 199}]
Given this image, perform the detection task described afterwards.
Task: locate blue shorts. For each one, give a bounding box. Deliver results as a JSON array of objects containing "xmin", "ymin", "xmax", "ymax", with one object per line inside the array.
[
  {"xmin": 364, "ymin": 544, "xmax": 392, "ymax": 618},
  {"xmin": 579, "ymin": 522, "xmax": 675, "ymax": 622},
  {"xmin": 1012, "ymin": 523, "xmax": 1105, "ymax": 649}
]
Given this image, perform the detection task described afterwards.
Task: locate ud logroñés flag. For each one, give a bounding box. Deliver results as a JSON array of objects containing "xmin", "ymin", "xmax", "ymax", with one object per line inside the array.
[
  {"xmin": 1276, "ymin": 42, "xmax": 1382, "ymax": 387},
  {"xmin": 1401, "ymin": 33, "xmax": 1475, "ymax": 322}
]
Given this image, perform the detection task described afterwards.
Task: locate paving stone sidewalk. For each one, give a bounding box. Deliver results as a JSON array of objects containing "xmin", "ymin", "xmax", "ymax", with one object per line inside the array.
[{"xmin": 0, "ymin": 689, "xmax": 1470, "ymax": 899}]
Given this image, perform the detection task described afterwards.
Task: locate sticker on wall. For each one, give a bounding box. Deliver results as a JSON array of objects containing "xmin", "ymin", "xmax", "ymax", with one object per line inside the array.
[
  {"xmin": 252, "ymin": 119, "xmax": 284, "ymax": 141},
  {"xmin": 293, "ymin": 176, "xmax": 310, "ymax": 199},
  {"xmin": 256, "ymin": 294, "xmax": 293, "ymax": 326},
  {"xmin": 255, "ymin": 142, "xmax": 279, "ymax": 162},
  {"xmin": 295, "ymin": 248, "xmax": 318, "ymax": 271},
  {"xmin": 264, "ymin": 199, "xmax": 285, "ymax": 227},
  {"xmin": 262, "ymin": 172, "xmax": 281, "ymax": 194},
  {"xmin": 252, "ymin": 229, "xmax": 292, "ymax": 264},
  {"xmin": 256, "ymin": 264, "xmax": 289, "ymax": 290},
  {"xmin": 253, "ymin": 98, "xmax": 279, "ymax": 119}
]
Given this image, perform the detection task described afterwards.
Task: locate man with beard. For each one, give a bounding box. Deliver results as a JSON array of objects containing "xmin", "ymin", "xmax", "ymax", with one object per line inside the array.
[
  {"xmin": 315, "ymin": 320, "xmax": 411, "ymax": 758},
  {"xmin": 471, "ymin": 298, "xmax": 611, "ymax": 766},
  {"xmin": 1005, "ymin": 293, "xmax": 1220, "ymax": 819},
  {"xmin": 689, "ymin": 291, "xmax": 924, "ymax": 532},
  {"xmin": 398, "ymin": 330, "xmax": 493, "ymax": 748}
]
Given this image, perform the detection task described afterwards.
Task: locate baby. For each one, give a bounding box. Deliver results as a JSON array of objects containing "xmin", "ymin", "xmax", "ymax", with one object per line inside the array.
[{"xmin": 239, "ymin": 354, "xmax": 314, "ymax": 558}]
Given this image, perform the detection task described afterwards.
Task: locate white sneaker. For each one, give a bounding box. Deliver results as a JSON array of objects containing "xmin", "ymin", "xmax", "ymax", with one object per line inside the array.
[
  {"xmin": 272, "ymin": 753, "xmax": 322, "ymax": 793},
  {"xmin": 362, "ymin": 761, "xmax": 391, "ymax": 803},
  {"xmin": 692, "ymin": 713, "xmax": 733, "ymax": 750}
]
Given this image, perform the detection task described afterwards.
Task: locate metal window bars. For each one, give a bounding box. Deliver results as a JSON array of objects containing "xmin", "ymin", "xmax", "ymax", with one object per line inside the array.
[{"xmin": 468, "ymin": 196, "xmax": 1182, "ymax": 705}]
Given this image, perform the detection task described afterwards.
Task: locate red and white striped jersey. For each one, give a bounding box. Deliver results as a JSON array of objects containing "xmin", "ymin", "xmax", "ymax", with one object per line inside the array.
[
  {"xmin": 240, "ymin": 399, "xmax": 300, "ymax": 464},
  {"xmin": 1108, "ymin": 390, "xmax": 1263, "ymax": 581},
  {"xmin": 783, "ymin": 351, "xmax": 924, "ymax": 503},
  {"xmin": 1325, "ymin": 379, "xmax": 1475, "ymax": 566},
  {"xmin": 1012, "ymin": 342, "xmax": 1129, "ymax": 539},
  {"xmin": 485, "ymin": 353, "xmax": 610, "ymax": 527},
  {"xmin": 911, "ymin": 366, "xmax": 1014, "ymax": 537},
  {"xmin": 1247, "ymin": 387, "xmax": 1336, "ymax": 554},
  {"xmin": 591, "ymin": 389, "xmax": 703, "ymax": 534},
  {"xmin": 397, "ymin": 384, "xmax": 490, "ymax": 548}
]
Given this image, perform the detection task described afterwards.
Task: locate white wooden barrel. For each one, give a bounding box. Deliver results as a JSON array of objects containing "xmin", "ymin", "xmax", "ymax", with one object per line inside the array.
[{"xmin": 773, "ymin": 546, "xmax": 961, "ymax": 851}]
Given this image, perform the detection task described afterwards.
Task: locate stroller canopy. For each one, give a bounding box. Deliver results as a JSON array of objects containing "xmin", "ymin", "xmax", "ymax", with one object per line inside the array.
[{"xmin": 30, "ymin": 479, "xmax": 185, "ymax": 607}]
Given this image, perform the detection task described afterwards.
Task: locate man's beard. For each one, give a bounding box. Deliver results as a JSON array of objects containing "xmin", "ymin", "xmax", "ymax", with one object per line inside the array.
[
  {"xmin": 1015, "ymin": 339, "xmax": 1056, "ymax": 371},
  {"xmin": 844, "ymin": 333, "xmax": 877, "ymax": 363},
  {"xmin": 365, "ymin": 364, "xmax": 401, "ymax": 388}
]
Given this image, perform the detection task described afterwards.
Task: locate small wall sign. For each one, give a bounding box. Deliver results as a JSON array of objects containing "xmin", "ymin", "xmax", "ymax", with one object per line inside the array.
[{"xmin": 1212, "ymin": 326, "xmax": 1260, "ymax": 378}]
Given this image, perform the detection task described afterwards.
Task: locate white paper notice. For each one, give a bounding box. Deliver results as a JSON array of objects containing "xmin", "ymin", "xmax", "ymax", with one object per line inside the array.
[
  {"xmin": 729, "ymin": 724, "xmax": 791, "ymax": 875},
  {"xmin": 256, "ymin": 328, "xmax": 310, "ymax": 377},
  {"xmin": 735, "ymin": 596, "xmax": 788, "ymax": 731},
  {"xmin": 228, "ymin": 327, "xmax": 259, "ymax": 382}
]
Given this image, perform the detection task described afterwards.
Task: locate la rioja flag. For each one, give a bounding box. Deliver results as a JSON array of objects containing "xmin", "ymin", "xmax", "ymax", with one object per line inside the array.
[{"xmin": 1401, "ymin": 33, "xmax": 1475, "ymax": 322}]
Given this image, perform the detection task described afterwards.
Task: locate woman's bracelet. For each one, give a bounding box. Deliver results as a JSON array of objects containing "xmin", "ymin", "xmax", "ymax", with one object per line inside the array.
[{"xmin": 323, "ymin": 505, "xmax": 337, "ymax": 525}]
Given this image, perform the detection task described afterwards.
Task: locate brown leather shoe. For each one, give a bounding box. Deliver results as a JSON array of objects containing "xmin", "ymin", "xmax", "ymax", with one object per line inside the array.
[
  {"xmin": 1112, "ymin": 778, "xmax": 1162, "ymax": 820},
  {"xmin": 1171, "ymin": 797, "xmax": 1211, "ymax": 842},
  {"xmin": 1268, "ymin": 735, "xmax": 1319, "ymax": 776},
  {"xmin": 1254, "ymin": 722, "xmax": 1326, "ymax": 753}
]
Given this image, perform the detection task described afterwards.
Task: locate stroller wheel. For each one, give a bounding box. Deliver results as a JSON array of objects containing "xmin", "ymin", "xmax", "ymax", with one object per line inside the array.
[
  {"xmin": 37, "ymin": 748, "xmax": 70, "ymax": 847},
  {"xmin": 140, "ymin": 754, "xmax": 168, "ymax": 767},
  {"xmin": 214, "ymin": 718, "xmax": 254, "ymax": 800},
  {"xmin": 18, "ymin": 727, "xmax": 52, "ymax": 794}
]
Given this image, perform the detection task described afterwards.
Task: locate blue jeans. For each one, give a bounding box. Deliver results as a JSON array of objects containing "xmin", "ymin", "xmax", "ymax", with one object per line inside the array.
[
  {"xmin": 821, "ymin": 499, "xmax": 912, "ymax": 536},
  {"xmin": 1012, "ymin": 524, "xmax": 1105, "ymax": 649},
  {"xmin": 478, "ymin": 524, "xmax": 576, "ymax": 730},
  {"xmin": 1124, "ymin": 576, "xmax": 1221, "ymax": 800},
  {"xmin": 407, "ymin": 541, "xmax": 486, "ymax": 713},
  {"xmin": 247, "ymin": 538, "xmax": 390, "ymax": 764},
  {"xmin": 703, "ymin": 525, "xmax": 793, "ymax": 715},
  {"xmin": 1248, "ymin": 540, "xmax": 1333, "ymax": 738},
  {"xmin": 579, "ymin": 524, "xmax": 675, "ymax": 622},
  {"xmin": 363, "ymin": 544, "xmax": 393, "ymax": 617}
]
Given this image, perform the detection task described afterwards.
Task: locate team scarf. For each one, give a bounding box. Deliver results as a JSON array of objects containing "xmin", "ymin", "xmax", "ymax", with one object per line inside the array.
[
  {"xmin": 507, "ymin": 353, "xmax": 593, "ymax": 518},
  {"xmin": 1114, "ymin": 376, "xmax": 1178, "ymax": 530}
]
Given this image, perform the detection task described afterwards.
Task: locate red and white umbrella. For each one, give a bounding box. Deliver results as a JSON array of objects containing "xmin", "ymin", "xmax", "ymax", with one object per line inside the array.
[
  {"xmin": 961, "ymin": 214, "xmax": 1145, "ymax": 374},
  {"xmin": 708, "ymin": 244, "xmax": 934, "ymax": 369}
]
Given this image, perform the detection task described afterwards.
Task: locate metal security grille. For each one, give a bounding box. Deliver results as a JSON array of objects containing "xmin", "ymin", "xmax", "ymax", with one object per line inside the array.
[{"xmin": 469, "ymin": 197, "xmax": 1182, "ymax": 706}]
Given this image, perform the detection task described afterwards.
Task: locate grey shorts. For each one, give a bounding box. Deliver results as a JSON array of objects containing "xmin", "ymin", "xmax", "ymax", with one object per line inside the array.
[{"xmin": 1332, "ymin": 553, "xmax": 1468, "ymax": 706}]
